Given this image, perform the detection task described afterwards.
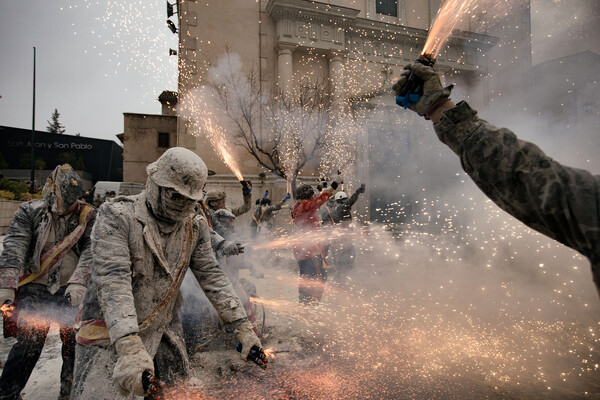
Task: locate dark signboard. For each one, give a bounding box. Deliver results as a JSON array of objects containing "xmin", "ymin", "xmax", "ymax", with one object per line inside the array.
[{"xmin": 0, "ymin": 126, "xmax": 123, "ymax": 182}]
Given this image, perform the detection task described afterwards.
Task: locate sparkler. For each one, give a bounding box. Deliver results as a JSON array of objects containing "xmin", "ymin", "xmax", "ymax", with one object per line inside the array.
[
  {"xmin": 286, "ymin": 177, "xmax": 293, "ymax": 197},
  {"xmin": 422, "ymin": 0, "xmax": 480, "ymax": 58},
  {"xmin": 397, "ymin": 0, "xmax": 493, "ymax": 105},
  {"xmin": 201, "ymin": 116, "xmax": 244, "ymax": 181},
  {"xmin": 179, "ymin": 88, "xmax": 244, "ymax": 180}
]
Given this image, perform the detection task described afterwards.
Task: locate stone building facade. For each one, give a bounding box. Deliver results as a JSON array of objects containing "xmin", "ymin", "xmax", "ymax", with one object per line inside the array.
[{"xmin": 123, "ymin": 0, "xmax": 532, "ymax": 223}]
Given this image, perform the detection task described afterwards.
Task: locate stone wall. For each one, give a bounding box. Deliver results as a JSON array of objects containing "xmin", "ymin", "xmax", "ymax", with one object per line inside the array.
[{"xmin": 0, "ymin": 200, "xmax": 22, "ymax": 235}]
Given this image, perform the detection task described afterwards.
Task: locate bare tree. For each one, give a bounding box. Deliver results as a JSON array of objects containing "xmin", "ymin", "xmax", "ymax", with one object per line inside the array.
[{"xmin": 206, "ymin": 51, "xmax": 335, "ymax": 197}]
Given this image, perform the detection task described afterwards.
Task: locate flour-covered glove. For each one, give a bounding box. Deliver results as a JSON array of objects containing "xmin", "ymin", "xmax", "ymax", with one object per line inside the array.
[
  {"xmin": 235, "ymin": 321, "xmax": 262, "ymax": 361},
  {"xmin": 0, "ymin": 288, "xmax": 15, "ymax": 305},
  {"xmin": 64, "ymin": 283, "xmax": 86, "ymax": 306},
  {"xmin": 393, "ymin": 62, "xmax": 453, "ymax": 118},
  {"xmin": 222, "ymin": 241, "xmax": 244, "ymax": 256},
  {"xmin": 113, "ymin": 335, "xmax": 155, "ymax": 397}
]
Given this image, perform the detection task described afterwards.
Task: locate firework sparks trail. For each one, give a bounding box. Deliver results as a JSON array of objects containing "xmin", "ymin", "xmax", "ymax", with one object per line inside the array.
[
  {"xmin": 423, "ymin": 0, "xmax": 480, "ymax": 58},
  {"xmin": 201, "ymin": 114, "xmax": 244, "ymax": 181},
  {"xmin": 75, "ymin": 1, "xmax": 177, "ymax": 102},
  {"xmin": 179, "ymin": 89, "xmax": 244, "ymax": 180},
  {"xmin": 1, "ymin": 302, "xmax": 71, "ymax": 329},
  {"xmin": 422, "ymin": 0, "xmax": 516, "ymax": 58},
  {"xmin": 252, "ymin": 225, "xmax": 361, "ymax": 251}
]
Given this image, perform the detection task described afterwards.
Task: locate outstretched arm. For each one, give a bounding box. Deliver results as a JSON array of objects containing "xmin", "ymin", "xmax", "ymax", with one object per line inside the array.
[{"xmin": 435, "ymin": 101, "xmax": 600, "ymax": 265}]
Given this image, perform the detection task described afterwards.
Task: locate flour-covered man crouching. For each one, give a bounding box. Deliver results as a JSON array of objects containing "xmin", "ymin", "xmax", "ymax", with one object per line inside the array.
[{"xmin": 71, "ymin": 147, "xmax": 261, "ymax": 400}]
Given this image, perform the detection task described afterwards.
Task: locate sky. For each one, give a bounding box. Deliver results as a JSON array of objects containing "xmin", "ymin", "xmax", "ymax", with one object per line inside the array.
[
  {"xmin": 0, "ymin": 0, "xmax": 598, "ymax": 144},
  {"xmin": 0, "ymin": 0, "xmax": 178, "ymax": 143}
]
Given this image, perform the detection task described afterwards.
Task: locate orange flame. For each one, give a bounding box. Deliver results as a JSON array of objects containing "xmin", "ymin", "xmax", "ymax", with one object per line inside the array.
[
  {"xmin": 0, "ymin": 303, "xmax": 15, "ymax": 317},
  {"xmin": 263, "ymin": 348, "xmax": 275, "ymax": 358},
  {"xmin": 422, "ymin": 0, "xmax": 480, "ymax": 58}
]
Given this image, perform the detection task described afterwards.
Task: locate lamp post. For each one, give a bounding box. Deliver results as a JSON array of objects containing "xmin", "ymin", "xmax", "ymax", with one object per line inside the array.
[{"xmin": 30, "ymin": 47, "xmax": 36, "ymax": 193}]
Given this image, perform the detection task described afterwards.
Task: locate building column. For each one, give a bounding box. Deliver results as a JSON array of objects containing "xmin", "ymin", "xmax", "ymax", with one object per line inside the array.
[
  {"xmin": 328, "ymin": 50, "xmax": 346, "ymax": 112},
  {"xmin": 276, "ymin": 44, "xmax": 296, "ymax": 97}
]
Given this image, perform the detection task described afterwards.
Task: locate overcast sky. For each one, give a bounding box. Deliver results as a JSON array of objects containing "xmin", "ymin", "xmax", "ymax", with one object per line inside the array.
[
  {"xmin": 0, "ymin": 0, "xmax": 178, "ymax": 143},
  {"xmin": 0, "ymin": 1, "xmax": 598, "ymax": 144}
]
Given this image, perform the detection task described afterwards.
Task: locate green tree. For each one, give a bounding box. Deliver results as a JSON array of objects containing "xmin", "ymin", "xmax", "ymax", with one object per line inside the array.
[
  {"xmin": 47, "ymin": 108, "xmax": 66, "ymax": 134},
  {"xmin": 57, "ymin": 152, "xmax": 85, "ymax": 170},
  {"xmin": 0, "ymin": 150, "xmax": 9, "ymax": 169},
  {"xmin": 19, "ymin": 154, "xmax": 46, "ymax": 170}
]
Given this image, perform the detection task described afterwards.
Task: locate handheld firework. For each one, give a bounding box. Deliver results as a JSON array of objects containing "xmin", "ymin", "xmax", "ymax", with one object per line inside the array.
[
  {"xmin": 241, "ymin": 180, "xmax": 252, "ymax": 194},
  {"xmin": 236, "ymin": 341, "xmax": 268, "ymax": 369},
  {"xmin": 395, "ymin": 53, "xmax": 436, "ymax": 108},
  {"xmin": 141, "ymin": 370, "xmax": 162, "ymax": 394}
]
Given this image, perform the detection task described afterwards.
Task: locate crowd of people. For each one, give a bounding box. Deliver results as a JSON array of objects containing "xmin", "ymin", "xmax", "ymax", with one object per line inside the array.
[{"xmin": 0, "ymin": 62, "xmax": 598, "ymax": 399}]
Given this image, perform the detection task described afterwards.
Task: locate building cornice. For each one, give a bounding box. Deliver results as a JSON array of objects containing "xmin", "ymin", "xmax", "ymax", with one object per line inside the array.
[
  {"xmin": 266, "ymin": 0, "xmax": 360, "ymax": 27},
  {"xmin": 267, "ymin": 0, "xmax": 498, "ymax": 72}
]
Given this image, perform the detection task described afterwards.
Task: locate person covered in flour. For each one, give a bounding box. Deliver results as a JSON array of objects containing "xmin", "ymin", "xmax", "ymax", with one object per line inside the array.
[
  {"xmin": 71, "ymin": 147, "xmax": 262, "ymax": 399},
  {"xmin": 0, "ymin": 164, "xmax": 95, "ymax": 400}
]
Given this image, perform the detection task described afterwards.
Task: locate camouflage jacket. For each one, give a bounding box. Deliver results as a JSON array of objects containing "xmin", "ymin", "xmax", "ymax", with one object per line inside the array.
[
  {"xmin": 231, "ymin": 191, "xmax": 252, "ymax": 217},
  {"xmin": 79, "ymin": 193, "xmax": 248, "ymax": 352},
  {"xmin": 250, "ymin": 199, "xmax": 286, "ymax": 232},
  {"xmin": 435, "ymin": 101, "xmax": 600, "ymax": 295},
  {"xmin": 0, "ymin": 199, "xmax": 95, "ymax": 291},
  {"xmin": 326, "ymin": 189, "xmax": 362, "ymax": 225}
]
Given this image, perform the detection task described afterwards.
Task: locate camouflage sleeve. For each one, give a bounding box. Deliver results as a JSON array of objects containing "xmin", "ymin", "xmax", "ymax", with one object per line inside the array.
[
  {"xmin": 434, "ymin": 101, "xmax": 600, "ymax": 261},
  {"xmin": 0, "ymin": 202, "xmax": 33, "ymax": 288},
  {"xmin": 190, "ymin": 216, "xmax": 248, "ymax": 325},
  {"xmin": 68, "ymin": 206, "xmax": 96, "ymax": 286},
  {"xmin": 231, "ymin": 192, "xmax": 252, "ymax": 216},
  {"xmin": 91, "ymin": 203, "xmax": 139, "ymax": 342},
  {"xmin": 266, "ymin": 200, "xmax": 285, "ymax": 214}
]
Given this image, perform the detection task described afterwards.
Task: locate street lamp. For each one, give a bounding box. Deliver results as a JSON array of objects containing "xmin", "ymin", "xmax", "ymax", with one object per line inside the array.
[
  {"xmin": 166, "ymin": 19, "xmax": 178, "ymax": 34},
  {"xmin": 167, "ymin": 2, "xmax": 177, "ymax": 18}
]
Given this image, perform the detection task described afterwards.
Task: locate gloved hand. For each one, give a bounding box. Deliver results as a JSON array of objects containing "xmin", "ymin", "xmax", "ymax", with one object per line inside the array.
[
  {"xmin": 392, "ymin": 62, "xmax": 453, "ymax": 118},
  {"xmin": 282, "ymin": 193, "xmax": 291, "ymax": 202},
  {"xmin": 240, "ymin": 180, "xmax": 252, "ymax": 195},
  {"xmin": 235, "ymin": 321, "xmax": 262, "ymax": 361},
  {"xmin": 113, "ymin": 335, "xmax": 154, "ymax": 397},
  {"xmin": 262, "ymin": 190, "xmax": 269, "ymax": 199},
  {"xmin": 330, "ymin": 181, "xmax": 339, "ymax": 190},
  {"xmin": 357, "ymin": 183, "xmax": 366, "ymax": 194},
  {"xmin": 222, "ymin": 241, "xmax": 244, "ymax": 256},
  {"xmin": 0, "ymin": 288, "xmax": 15, "ymax": 305},
  {"xmin": 64, "ymin": 283, "xmax": 87, "ymax": 306}
]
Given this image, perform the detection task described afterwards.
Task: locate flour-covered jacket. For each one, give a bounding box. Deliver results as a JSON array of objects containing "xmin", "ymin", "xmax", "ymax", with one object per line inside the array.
[
  {"xmin": 79, "ymin": 193, "xmax": 248, "ymax": 355},
  {"xmin": 0, "ymin": 199, "xmax": 94, "ymax": 292},
  {"xmin": 435, "ymin": 101, "xmax": 600, "ymax": 296}
]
